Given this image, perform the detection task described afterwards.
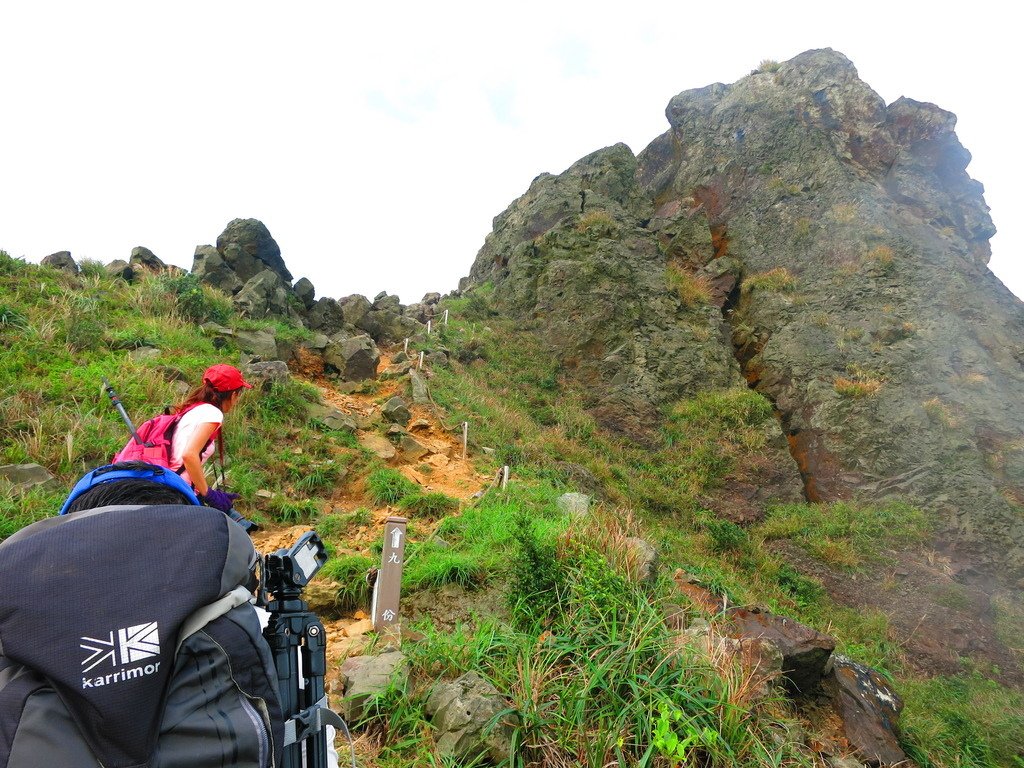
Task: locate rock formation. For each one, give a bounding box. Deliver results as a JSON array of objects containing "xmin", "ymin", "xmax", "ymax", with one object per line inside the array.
[{"xmin": 462, "ymin": 49, "xmax": 1024, "ymax": 579}]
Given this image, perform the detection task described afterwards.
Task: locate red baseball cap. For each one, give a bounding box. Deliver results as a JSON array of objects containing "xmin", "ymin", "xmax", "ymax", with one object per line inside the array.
[{"xmin": 203, "ymin": 364, "xmax": 253, "ymax": 392}]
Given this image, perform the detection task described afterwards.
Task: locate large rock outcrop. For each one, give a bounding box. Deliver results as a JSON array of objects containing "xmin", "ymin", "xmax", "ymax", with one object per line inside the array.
[{"xmin": 462, "ymin": 49, "xmax": 1024, "ymax": 579}]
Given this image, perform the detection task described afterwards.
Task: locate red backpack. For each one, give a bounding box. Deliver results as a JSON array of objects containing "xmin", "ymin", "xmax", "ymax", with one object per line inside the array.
[{"xmin": 111, "ymin": 404, "xmax": 218, "ymax": 471}]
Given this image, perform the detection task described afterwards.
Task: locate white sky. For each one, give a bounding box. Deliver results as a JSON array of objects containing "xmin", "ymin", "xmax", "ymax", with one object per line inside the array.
[{"xmin": 1, "ymin": 1, "xmax": 1019, "ymax": 304}]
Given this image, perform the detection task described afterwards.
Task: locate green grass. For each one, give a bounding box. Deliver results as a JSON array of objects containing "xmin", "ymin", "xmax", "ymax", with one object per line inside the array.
[
  {"xmin": 756, "ymin": 500, "xmax": 930, "ymax": 569},
  {"xmin": 0, "ymin": 255, "xmax": 358, "ymax": 532},
  {"xmin": 366, "ymin": 468, "xmax": 419, "ymax": 505}
]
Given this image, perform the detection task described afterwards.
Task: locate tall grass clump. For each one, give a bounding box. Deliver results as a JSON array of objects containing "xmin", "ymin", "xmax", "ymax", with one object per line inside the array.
[{"xmin": 366, "ymin": 468, "xmax": 418, "ymax": 505}]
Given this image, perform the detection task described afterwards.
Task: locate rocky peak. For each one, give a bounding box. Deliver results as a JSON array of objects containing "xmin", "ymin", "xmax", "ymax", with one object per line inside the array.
[{"xmin": 461, "ymin": 48, "xmax": 1024, "ymax": 580}]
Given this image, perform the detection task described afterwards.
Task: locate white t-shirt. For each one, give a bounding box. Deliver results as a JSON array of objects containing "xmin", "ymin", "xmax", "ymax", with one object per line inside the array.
[{"xmin": 170, "ymin": 403, "xmax": 223, "ymax": 485}]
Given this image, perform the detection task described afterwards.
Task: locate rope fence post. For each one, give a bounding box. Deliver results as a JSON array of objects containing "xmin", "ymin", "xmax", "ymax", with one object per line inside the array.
[
  {"xmin": 443, "ymin": 309, "xmax": 449, "ymax": 326},
  {"xmin": 418, "ymin": 351, "xmax": 424, "ymax": 370},
  {"xmin": 501, "ymin": 465, "xmax": 509, "ymax": 489},
  {"xmin": 427, "ymin": 319, "xmax": 432, "ymax": 335},
  {"xmin": 462, "ymin": 422, "xmax": 468, "ymax": 460},
  {"xmin": 403, "ymin": 338, "xmax": 409, "ymax": 354}
]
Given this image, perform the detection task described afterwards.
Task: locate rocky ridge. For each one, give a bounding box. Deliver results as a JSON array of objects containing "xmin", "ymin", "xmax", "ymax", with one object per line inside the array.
[{"xmin": 461, "ymin": 49, "xmax": 1024, "ymax": 582}]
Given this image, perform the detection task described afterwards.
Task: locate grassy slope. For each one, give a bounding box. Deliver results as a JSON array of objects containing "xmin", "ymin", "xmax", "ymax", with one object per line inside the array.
[{"xmin": 2, "ymin": 251, "xmax": 1022, "ymax": 767}]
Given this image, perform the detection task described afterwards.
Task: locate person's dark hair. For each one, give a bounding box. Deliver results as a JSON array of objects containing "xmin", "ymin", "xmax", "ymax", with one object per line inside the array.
[
  {"xmin": 176, "ymin": 383, "xmax": 243, "ymax": 413},
  {"xmin": 65, "ymin": 461, "xmax": 194, "ymax": 513}
]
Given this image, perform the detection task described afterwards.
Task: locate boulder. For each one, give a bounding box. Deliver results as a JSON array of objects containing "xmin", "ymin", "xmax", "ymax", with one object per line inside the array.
[
  {"xmin": 216, "ymin": 218, "xmax": 292, "ymax": 282},
  {"xmin": 0, "ymin": 464, "xmax": 59, "ymax": 493},
  {"xmin": 234, "ymin": 328, "xmax": 279, "ymax": 360},
  {"xmin": 372, "ymin": 292, "xmax": 402, "ymax": 314},
  {"xmin": 40, "ymin": 251, "xmax": 77, "ymax": 273},
  {"xmin": 245, "ymin": 360, "xmax": 291, "ymax": 386},
  {"xmin": 382, "ymin": 397, "xmax": 411, "ymax": 425},
  {"xmin": 309, "ymin": 404, "xmax": 358, "ymax": 433},
  {"xmin": 409, "ymin": 369, "xmax": 430, "ymax": 404},
  {"xmin": 129, "ymin": 347, "xmax": 162, "ymax": 361},
  {"xmin": 624, "ymin": 537, "xmax": 659, "ymax": 587},
  {"xmin": 421, "ymin": 292, "xmax": 442, "ymax": 306},
  {"xmin": 340, "ymin": 294, "xmax": 372, "ymax": 328},
  {"xmin": 308, "ymin": 298, "xmax": 346, "ymax": 335},
  {"xmin": 233, "ymin": 269, "xmax": 293, "ymax": 319},
  {"xmin": 356, "ymin": 309, "xmax": 420, "ymax": 344},
  {"xmin": 556, "ymin": 492, "xmax": 591, "ymax": 517},
  {"xmin": 724, "ymin": 607, "xmax": 835, "ymax": 693},
  {"xmin": 358, "ymin": 433, "xmax": 396, "ymax": 460},
  {"xmin": 293, "ymin": 277, "xmax": 316, "ymax": 310},
  {"xmin": 340, "ymin": 651, "xmax": 409, "ymax": 720},
  {"xmin": 192, "ymin": 244, "xmax": 244, "ymax": 295},
  {"xmin": 399, "ymin": 434, "xmax": 430, "ymax": 461},
  {"xmin": 424, "ymin": 672, "xmax": 518, "ymax": 766},
  {"xmin": 824, "ymin": 656, "xmax": 905, "ymax": 766},
  {"xmin": 105, "ymin": 259, "xmax": 134, "ymax": 281},
  {"xmin": 128, "ymin": 246, "xmax": 166, "ymax": 273},
  {"xmin": 324, "ymin": 334, "xmax": 380, "ymax": 381},
  {"xmin": 403, "ymin": 302, "xmax": 431, "ymax": 323}
]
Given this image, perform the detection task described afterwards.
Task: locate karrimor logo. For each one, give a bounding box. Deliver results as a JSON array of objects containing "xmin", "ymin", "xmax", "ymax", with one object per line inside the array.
[{"xmin": 80, "ymin": 622, "xmax": 162, "ymax": 689}]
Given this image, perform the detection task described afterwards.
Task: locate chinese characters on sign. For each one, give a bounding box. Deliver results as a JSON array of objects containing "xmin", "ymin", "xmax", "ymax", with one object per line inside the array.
[{"xmin": 372, "ymin": 516, "xmax": 407, "ymax": 634}]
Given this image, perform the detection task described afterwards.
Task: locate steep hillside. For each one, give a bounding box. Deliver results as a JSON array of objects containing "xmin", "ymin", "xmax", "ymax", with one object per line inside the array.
[{"xmin": 463, "ymin": 49, "xmax": 1024, "ymax": 583}]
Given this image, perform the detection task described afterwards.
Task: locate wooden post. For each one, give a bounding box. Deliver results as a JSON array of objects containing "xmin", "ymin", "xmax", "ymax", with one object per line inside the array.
[
  {"xmin": 443, "ymin": 309, "xmax": 449, "ymax": 326},
  {"xmin": 501, "ymin": 465, "xmax": 509, "ymax": 489},
  {"xmin": 372, "ymin": 516, "xmax": 408, "ymax": 635},
  {"xmin": 461, "ymin": 422, "xmax": 468, "ymax": 460},
  {"xmin": 418, "ymin": 351, "xmax": 424, "ymax": 370},
  {"xmin": 403, "ymin": 338, "xmax": 409, "ymax": 354},
  {"xmin": 427, "ymin": 319, "xmax": 432, "ymax": 335}
]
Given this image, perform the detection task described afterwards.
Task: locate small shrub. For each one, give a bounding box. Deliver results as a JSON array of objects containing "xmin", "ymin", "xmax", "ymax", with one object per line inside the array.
[
  {"xmin": 865, "ymin": 245, "xmax": 895, "ymax": 273},
  {"xmin": 834, "ymin": 376, "xmax": 882, "ymax": 398},
  {"xmin": 508, "ymin": 511, "xmax": 564, "ymax": 623},
  {"xmin": 753, "ymin": 59, "xmax": 780, "ymax": 74},
  {"xmin": 704, "ymin": 518, "xmax": 749, "ymax": 554},
  {"xmin": 576, "ymin": 210, "xmax": 619, "ymax": 237},
  {"xmin": 665, "ymin": 264, "xmax": 714, "ymax": 308},
  {"xmin": 318, "ymin": 554, "xmax": 374, "ymax": 612},
  {"xmin": 159, "ymin": 272, "xmax": 232, "ymax": 324},
  {"xmin": 398, "ymin": 491, "xmax": 459, "ymax": 517},
  {"xmin": 741, "ymin": 267, "xmax": 795, "ymax": 294},
  {"xmin": 366, "ymin": 469, "xmax": 418, "ymax": 505}
]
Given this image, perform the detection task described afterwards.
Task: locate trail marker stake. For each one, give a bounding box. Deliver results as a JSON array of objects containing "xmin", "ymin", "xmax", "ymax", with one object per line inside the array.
[
  {"xmin": 404, "ymin": 338, "xmax": 409, "ymax": 354},
  {"xmin": 501, "ymin": 465, "xmax": 509, "ymax": 489},
  {"xmin": 462, "ymin": 422, "xmax": 468, "ymax": 460},
  {"xmin": 372, "ymin": 516, "xmax": 408, "ymax": 635},
  {"xmin": 443, "ymin": 309, "xmax": 449, "ymax": 326},
  {"xmin": 418, "ymin": 351, "xmax": 424, "ymax": 370},
  {"xmin": 427, "ymin": 319, "xmax": 432, "ymax": 335}
]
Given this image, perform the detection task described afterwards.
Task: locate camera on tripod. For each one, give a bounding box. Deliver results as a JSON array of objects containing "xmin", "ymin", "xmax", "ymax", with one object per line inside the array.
[{"xmin": 258, "ymin": 531, "xmax": 345, "ymax": 768}]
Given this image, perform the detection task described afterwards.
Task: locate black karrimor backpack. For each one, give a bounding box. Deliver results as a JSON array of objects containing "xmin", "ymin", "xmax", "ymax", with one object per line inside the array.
[{"xmin": 0, "ymin": 504, "xmax": 284, "ymax": 768}]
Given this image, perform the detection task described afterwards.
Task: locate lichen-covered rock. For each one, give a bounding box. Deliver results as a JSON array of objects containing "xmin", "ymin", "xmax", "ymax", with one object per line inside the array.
[
  {"xmin": 105, "ymin": 259, "xmax": 134, "ymax": 281},
  {"xmin": 216, "ymin": 218, "xmax": 292, "ymax": 283},
  {"xmin": 293, "ymin": 277, "xmax": 316, "ymax": 310},
  {"xmin": 424, "ymin": 672, "xmax": 518, "ymax": 766},
  {"xmin": 128, "ymin": 246, "xmax": 167, "ymax": 273},
  {"xmin": 41, "ymin": 251, "xmax": 77, "ymax": 273},
  {"xmin": 233, "ymin": 269, "xmax": 294, "ymax": 320},
  {"xmin": 324, "ymin": 334, "xmax": 380, "ymax": 381},
  {"xmin": 382, "ymin": 396, "xmax": 411, "ymax": 425},
  {"xmin": 308, "ymin": 297, "xmax": 346, "ymax": 335},
  {"xmin": 0, "ymin": 464, "xmax": 59, "ymax": 493},
  {"xmin": 192, "ymin": 244, "xmax": 244, "ymax": 295},
  {"xmin": 340, "ymin": 651, "xmax": 408, "ymax": 720}
]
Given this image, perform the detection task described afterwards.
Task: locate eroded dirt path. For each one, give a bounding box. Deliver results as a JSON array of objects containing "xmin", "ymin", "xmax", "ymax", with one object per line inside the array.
[{"xmin": 250, "ymin": 349, "xmax": 493, "ymax": 720}]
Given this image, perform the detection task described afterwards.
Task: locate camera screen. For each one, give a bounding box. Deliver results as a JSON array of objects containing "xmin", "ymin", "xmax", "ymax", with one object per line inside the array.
[{"xmin": 294, "ymin": 541, "xmax": 320, "ymax": 581}]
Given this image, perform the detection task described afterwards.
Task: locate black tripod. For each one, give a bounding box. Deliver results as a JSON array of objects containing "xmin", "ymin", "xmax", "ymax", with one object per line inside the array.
[{"xmin": 260, "ymin": 532, "xmax": 345, "ymax": 768}]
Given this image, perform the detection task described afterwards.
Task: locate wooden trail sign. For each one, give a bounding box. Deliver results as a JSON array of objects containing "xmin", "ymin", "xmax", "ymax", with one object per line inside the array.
[{"xmin": 372, "ymin": 516, "xmax": 408, "ymax": 634}]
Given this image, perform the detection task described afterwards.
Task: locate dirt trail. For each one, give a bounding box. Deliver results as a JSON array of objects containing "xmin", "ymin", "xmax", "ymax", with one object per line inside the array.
[{"xmin": 250, "ymin": 349, "xmax": 493, "ymax": 706}]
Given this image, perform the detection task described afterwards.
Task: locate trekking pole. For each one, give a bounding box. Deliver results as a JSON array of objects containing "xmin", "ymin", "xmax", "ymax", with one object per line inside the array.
[{"xmin": 102, "ymin": 378, "xmax": 149, "ymax": 446}]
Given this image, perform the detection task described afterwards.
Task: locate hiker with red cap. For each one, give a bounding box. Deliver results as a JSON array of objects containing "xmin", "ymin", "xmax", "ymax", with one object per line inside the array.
[{"xmin": 171, "ymin": 363, "xmax": 252, "ymax": 511}]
